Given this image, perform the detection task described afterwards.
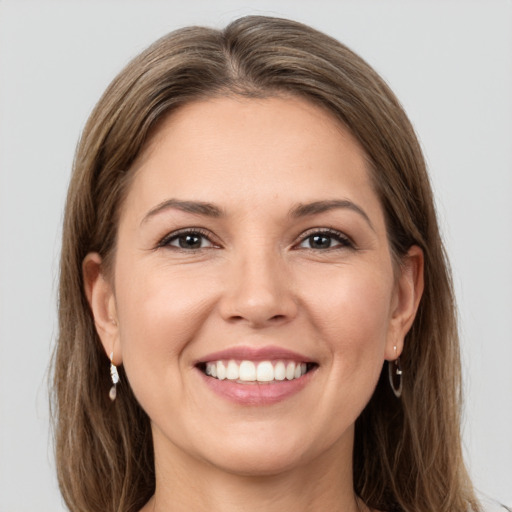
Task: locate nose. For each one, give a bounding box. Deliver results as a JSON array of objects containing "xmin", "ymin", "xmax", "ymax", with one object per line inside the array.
[{"xmin": 218, "ymin": 247, "xmax": 298, "ymax": 328}]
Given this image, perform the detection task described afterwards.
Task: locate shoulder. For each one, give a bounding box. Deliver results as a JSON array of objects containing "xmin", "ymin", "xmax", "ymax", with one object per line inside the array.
[
  {"xmin": 478, "ymin": 493, "xmax": 512, "ymax": 512},
  {"xmin": 482, "ymin": 504, "xmax": 512, "ymax": 512}
]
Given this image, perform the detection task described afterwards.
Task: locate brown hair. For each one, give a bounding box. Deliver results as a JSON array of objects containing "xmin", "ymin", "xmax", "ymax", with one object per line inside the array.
[{"xmin": 52, "ymin": 15, "xmax": 480, "ymax": 512}]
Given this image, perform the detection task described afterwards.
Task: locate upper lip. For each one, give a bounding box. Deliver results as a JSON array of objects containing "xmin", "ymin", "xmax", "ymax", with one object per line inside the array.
[{"xmin": 196, "ymin": 345, "xmax": 316, "ymax": 364}]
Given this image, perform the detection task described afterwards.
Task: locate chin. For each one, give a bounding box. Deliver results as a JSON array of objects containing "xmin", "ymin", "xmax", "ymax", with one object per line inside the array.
[
  {"xmin": 192, "ymin": 424, "xmax": 325, "ymax": 478},
  {"xmin": 208, "ymin": 446, "xmax": 305, "ymax": 477}
]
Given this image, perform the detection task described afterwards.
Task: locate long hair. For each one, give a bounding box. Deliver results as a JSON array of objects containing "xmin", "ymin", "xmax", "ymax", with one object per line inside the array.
[{"xmin": 52, "ymin": 15, "xmax": 479, "ymax": 512}]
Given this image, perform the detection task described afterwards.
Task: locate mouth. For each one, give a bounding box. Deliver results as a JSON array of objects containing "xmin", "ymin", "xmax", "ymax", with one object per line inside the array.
[
  {"xmin": 194, "ymin": 346, "xmax": 319, "ymax": 404},
  {"xmin": 196, "ymin": 359, "xmax": 318, "ymax": 384}
]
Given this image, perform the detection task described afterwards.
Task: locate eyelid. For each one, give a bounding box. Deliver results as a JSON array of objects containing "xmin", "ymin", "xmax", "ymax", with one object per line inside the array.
[
  {"xmin": 294, "ymin": 227, "xmax": 355, "ymax": 250},
  {"xmin": 156, "ymin": 227, "xmax": 220, "ymax": 250}
]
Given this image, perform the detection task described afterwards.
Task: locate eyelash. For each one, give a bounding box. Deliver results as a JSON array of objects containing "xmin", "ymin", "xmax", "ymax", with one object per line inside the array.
[
  {"xmin": 296, "ymin": 228, "xmax": 354, "ymax": 251},
  {"xmin": 157, "ymin": 228, "xmax": 216, "ymax": 251},
  {"xmin": 157, "ymin": 227, "xmax": 354, "ymax": 252}
]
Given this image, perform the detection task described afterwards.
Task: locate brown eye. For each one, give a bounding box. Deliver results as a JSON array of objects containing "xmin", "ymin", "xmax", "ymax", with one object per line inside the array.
[
  {"xmin": 307, "ymin": 234, "xmax": 333, "ymax": 249},
  {"xmin": 297, "ymin": 230, "xmax": 352, "ymax": 250},
  {"xmin": 161, "ymin": 230, "xmax": 215, "ymax": 250},
  {"xmin": 175, "ymin": 234, "xmax": 204, "ymax": 249}
]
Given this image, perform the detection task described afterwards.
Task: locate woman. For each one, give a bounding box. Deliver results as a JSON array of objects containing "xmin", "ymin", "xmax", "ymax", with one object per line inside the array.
[{"xmin": 51, "ymin": 15, "xmax": 504, "ymax": 512}]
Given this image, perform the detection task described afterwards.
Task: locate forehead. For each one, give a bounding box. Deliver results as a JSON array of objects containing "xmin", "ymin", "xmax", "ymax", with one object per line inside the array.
[{"xmin": 122, "ymin": 95, "xmax": 381, "ymax": 223}]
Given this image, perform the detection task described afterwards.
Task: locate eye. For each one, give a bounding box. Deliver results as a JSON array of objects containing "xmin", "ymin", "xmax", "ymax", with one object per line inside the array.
[
  {"xmin": 158, "ymin": 229, "xmax": 216, "ymax": 250},
  {"xmin": 297, "ymin": 229, "xmax": 353, "ymax": 250}
]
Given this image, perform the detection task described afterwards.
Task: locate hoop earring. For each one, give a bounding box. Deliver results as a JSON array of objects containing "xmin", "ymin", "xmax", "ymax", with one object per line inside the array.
[
  {"xmin": 388, "ymin": 346, "xmax": 403, "ymax": 398},
  {"xmin": 109, "ymin": 352, "xmax": 120, "ymax": 401}
]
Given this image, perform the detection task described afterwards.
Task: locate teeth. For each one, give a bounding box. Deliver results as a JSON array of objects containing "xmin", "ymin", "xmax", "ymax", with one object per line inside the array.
[
  {"xmin": 274, "ymin": 361, "xmax": 286, "ymax": 381},
  {"xmin": 256, "ymin": 361, "xmax": 274, "ymax": 382},
  {"xmin": 285, "ymin": 362, "xmax": 296, "ymax": 380},
  {"xmin": 239, "ymin": 361, "xmax": 256, "ymax": 381},
  {"xmin": 226, "ymin": 360, "xmax": 239, "ymax": 380},
  {"xmin": 204, "ymin": 360, "xmax": 310, "ymax": 383},
  {"xmin": 217, "ymin": 361, "xmax": 226, "ymax": 380}
]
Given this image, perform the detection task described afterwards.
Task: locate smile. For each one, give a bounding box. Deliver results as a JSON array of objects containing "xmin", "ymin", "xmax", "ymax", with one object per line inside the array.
[
  {"xmin": 202, "ymin": 360, "xmax": 314, "ymax": 383},
  {"xmin": 195, "ymin": 346, "xmax": 318, "ymax": 404}
]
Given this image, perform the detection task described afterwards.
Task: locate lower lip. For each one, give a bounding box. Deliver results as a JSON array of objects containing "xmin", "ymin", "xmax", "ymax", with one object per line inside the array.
[{"xmin": 196, "ymin": 367, "xmax": 316, "ymax": 405}]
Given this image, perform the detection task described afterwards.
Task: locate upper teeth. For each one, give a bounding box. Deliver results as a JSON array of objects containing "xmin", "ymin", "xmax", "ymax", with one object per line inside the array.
[{"xmin": 205, "ymin": 360, "xmax": 308, "ymax": 382}]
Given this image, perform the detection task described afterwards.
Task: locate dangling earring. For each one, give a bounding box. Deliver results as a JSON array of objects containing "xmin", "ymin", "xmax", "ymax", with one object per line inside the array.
[
  {"xmin": 109, "ymin": 352, "xmax": 120, "ymax": 401},
  {"xmin": 388, "ymin": 345, "xmax": 403, "ymax": 398}
]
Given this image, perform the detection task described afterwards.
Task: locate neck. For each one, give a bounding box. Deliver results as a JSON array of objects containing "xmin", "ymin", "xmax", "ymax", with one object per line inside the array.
[{"xmin": 142, "ymin": 426, "xmax": 364, "ymax": 512}]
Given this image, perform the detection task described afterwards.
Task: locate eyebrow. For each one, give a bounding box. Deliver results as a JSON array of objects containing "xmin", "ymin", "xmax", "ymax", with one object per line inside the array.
[
  {"xmin": 289, "ymin": 199, "xmax": 374, "ymax": 231},
  {"xmin": 141, "ymin": 199, "xmax": 224, "ymax": 224},
  {"xmin": 141, "ymin": 198, "xmax": 374, "ymax": 231}
]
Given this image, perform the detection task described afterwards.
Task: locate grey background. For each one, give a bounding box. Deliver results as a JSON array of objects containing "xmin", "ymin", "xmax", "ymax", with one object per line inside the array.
[{"xmin": 1, "ymin": 1, "xmax": 511, "ymax": 510}]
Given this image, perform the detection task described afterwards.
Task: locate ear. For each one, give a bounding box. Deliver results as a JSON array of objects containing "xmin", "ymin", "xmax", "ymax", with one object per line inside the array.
[
  {"xmin": 385, "ymin": 245, "xmax": 424, "ymax": 360},
  {"xmin": 83, "ymin": 252, "xmax": 122, "ymax": 365}
]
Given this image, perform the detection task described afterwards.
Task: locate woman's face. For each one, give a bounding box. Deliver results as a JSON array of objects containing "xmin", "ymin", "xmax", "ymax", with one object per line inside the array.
[{"xmin": 86, "ymin": 95, "xmax": 422, "ymax": 476}]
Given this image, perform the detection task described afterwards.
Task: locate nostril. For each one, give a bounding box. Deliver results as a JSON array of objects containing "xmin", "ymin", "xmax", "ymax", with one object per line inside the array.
[
  {"xmin": 227, "ymin": 313, "xmax": 290, "ymax": 327},
  {"xmin": 220, "ymin": 289, "xmax": 298, "ymax": 327},
  {"xmin": 228, "ymin": 315, "xmax": 245, "ymax": 323}
]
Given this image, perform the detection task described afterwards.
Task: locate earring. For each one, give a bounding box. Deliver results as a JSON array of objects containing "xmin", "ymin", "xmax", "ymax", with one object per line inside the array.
[
  {"xmin": 388, "ymin": 345, "xmax": 403, "ymax": 398},
  {"xmin": 109, "ymin": 352, "xmax": 119, "ymax": 401}
]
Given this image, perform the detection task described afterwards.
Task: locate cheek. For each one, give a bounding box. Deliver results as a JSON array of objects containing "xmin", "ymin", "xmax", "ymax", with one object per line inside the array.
[
  {"xmin": 113, "ymin": 263, "xmax": 216, "ymax": 398},
  {"xmin": 300, "ymin": 262, "xmax": 394, "ymax": 365},
  {"xmin": 116, "ymin": 261, "xmax": 210, "ymax": 343}
]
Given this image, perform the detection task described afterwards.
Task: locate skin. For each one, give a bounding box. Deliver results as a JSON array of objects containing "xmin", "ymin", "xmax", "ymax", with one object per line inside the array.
[{"xmin": 84, "ymin": 96, "xmax": 424, "ymax": 512}]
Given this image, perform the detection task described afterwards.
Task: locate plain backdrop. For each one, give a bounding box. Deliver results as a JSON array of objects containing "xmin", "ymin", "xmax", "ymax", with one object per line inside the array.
[{"xmin": 0, "ymin": 1, "xmax": 511, "ymax": 510}]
